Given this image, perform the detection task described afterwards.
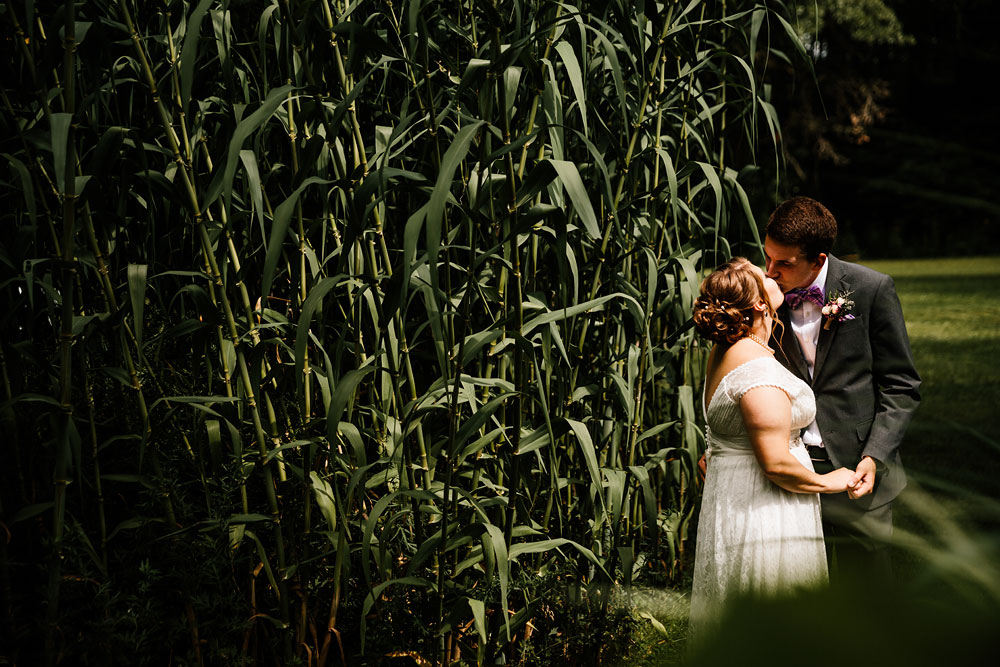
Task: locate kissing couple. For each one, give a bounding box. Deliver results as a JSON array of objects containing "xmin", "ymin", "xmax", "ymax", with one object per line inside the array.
[{"xmin": 688, "ymin": 197, "xmax": 921, "ymax": 636}]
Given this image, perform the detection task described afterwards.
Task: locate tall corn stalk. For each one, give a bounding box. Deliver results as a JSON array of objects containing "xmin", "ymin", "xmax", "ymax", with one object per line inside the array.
[{"xmin": 1, "ymin": 0, "xmax": 806, "ymax": 663}]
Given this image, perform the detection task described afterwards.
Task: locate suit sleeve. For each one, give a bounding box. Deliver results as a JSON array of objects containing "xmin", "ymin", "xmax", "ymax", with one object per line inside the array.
[{"xmin": 862, "ymin": 274, "xmax": 921, "ymax": 464}]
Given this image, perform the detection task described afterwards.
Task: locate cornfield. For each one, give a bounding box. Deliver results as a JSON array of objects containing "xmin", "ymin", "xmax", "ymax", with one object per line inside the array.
[{"xmin": 0, "ymin": 0, "xmax": 805, "ymax": 664}]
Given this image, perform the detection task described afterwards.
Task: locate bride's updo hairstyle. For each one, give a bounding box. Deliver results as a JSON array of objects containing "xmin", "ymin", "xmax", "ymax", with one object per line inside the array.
[{"xmin": 692, "ymin": 257, "xmax": 773, "ymax": 345}]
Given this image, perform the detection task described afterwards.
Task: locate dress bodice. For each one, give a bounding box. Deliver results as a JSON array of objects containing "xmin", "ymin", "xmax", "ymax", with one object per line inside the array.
[{"xmin": 704, "ymin": 356, "xmax": 815, "ymax": 458}]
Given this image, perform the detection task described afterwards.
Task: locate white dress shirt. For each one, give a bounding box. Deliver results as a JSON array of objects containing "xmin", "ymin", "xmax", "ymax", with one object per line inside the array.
[{"xmin": 788, "ymin": 260, "xmax": 829, "ymax": 447}]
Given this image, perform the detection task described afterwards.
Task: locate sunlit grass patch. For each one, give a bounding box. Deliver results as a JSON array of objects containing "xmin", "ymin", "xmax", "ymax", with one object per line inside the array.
[
  {"xmin": 861, "ymin": 256, "xmax": 1000, "ymax": 498},
  {"xmin": 626, "ymin": 587, "xmax": 690, "ymax": 666}
]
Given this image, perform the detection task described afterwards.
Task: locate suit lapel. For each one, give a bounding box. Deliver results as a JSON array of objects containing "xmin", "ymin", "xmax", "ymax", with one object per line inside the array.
[
  {"xmin": 774, "ymin": 304, "xmax": 810, "ymax": 381},
  {"xmin": 812, "ymin": 255, "xmax": 847, "ymax": 381}
]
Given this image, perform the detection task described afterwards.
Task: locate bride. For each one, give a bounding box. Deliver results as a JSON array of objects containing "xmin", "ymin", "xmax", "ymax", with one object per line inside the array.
[{"xmin": 688, "ymin": 257, "xmax": 858, "ymax": 636}]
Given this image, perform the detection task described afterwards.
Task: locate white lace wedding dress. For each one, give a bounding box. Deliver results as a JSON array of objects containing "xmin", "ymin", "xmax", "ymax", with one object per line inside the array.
[{"xmin": 689, "ymin": 356, "xmax": 828, "ymax": 635}]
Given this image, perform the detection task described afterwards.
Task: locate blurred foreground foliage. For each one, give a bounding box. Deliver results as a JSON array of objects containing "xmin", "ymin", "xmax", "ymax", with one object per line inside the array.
[{"xmin": 688, "ymin": 483, "xmax": 1000, "ymax": 667}]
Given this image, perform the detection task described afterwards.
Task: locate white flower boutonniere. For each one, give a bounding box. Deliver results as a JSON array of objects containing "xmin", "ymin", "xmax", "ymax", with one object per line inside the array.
[{"xmin": 821, "ymin": 290, "xmax": 856, "ymax": 330}]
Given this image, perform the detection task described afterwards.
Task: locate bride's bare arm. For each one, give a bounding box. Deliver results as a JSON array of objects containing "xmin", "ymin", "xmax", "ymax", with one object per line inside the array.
[{"xmin": 740, "ymin": 387, "xmax": 854, "ymax": 494}]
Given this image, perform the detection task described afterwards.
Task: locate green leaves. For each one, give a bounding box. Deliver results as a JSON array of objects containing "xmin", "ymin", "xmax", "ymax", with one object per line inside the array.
[
  {"xmin": 262, "ymin": 176, "xmax": 333, "ymax": 297},
  {"xmin": 425, "ymin": 120, "xmax": 486, "ymax": 282},
  {"xmin": 127, "ymin": 264, "xmax": 147, "ymax": 351},
  {"xmin": 180, "ymin": 0, "xmax": 214, "ymax": 111},
  {"xmin": 550, "ymin": 159, "xmax": 601, "ymax": 239},
  {"xmin": 554, "ymin": 41, "xmax": 588, "ymax": 136},
  {"xmin": 204, "ymin": 83, "xmax": 296, "ymax": 216},
  {"xmin": 1, "ymin": 0, "xmax": 802, "ymax": 662},
  {"xmin": 50, "ymin": 113, "xmax": 73, "ymax": 195}
]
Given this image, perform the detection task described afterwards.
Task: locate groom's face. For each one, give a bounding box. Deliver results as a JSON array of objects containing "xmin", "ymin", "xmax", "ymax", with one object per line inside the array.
[{"xmin": 764, "ymin": 236, "xmax": 826, "ymax": 293}]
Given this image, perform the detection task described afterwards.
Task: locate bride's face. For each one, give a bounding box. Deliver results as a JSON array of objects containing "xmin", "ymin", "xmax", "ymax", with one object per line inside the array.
[{"xmin": 751, "ymin": 264, "xmax": 784, "ymax": 310}]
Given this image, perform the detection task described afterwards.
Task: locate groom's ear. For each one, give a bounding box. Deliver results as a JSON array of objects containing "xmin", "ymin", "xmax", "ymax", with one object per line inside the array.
[{"xmin": 813, "ymin": 252, "xmax": 828, "ymax": 270}]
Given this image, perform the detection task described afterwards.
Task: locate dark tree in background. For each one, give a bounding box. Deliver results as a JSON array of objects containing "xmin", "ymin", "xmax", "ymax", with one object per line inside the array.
[{"xmin": 775, "ymin": 0, "xmax": 1000, "ymax": 258}]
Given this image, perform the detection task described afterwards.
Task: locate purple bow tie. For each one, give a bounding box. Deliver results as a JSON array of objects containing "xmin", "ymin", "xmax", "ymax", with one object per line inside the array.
[{"xmin": 785, "ymin": 285, "xmax": 824, "ymax": 309}]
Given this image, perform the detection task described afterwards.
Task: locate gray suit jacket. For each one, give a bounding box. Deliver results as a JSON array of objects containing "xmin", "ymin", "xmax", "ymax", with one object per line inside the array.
[{"xmin": 772, "ymin": 255, "xmax": 921, "ymax": 509}]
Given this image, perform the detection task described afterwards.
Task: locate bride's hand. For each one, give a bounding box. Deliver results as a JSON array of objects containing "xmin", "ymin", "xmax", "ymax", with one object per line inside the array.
[{"xmin": 822, "ymin": 467, "xmax": 857, "ymax": 493}]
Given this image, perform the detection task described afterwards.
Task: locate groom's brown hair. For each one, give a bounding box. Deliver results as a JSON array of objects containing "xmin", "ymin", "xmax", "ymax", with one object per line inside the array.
[{"xmin": 766, "ymin": 197, "xmax": 837, "ymax": 261}]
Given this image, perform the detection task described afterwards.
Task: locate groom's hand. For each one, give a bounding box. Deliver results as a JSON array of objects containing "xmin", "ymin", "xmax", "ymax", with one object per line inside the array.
[{"xmin": 848, "ymin": 456, "xmax": 877, "ymax": 499}]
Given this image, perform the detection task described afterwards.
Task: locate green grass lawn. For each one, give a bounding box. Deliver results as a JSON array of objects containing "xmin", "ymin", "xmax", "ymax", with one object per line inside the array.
[
  {"xmin": 619, "ymin": 255, "xmax": 1000, "ymax": 666},
  {"xmin": 862, "ymin": 256, "xmax": 1000, "ymax": 505}
]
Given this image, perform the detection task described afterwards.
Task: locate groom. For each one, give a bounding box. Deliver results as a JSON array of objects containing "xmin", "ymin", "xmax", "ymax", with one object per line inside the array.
[{"xmin": 764, "ymin": 197, "xmax": 921, "ymax": 582}]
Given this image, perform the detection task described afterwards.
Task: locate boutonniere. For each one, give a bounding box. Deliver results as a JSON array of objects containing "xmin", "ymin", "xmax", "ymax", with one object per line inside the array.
[{"xmin": 821, "ymin": 290, "xmax": 856, "ymax": 329}]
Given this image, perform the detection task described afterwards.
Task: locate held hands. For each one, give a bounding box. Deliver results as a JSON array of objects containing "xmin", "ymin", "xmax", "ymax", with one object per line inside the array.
[
  {"xmin": 848, "ymin": 456, "xmax": 877, "ymax": 499},
  {"xmin": 824, "ymin": 467, "xmax": 858, "ymax": 494}
]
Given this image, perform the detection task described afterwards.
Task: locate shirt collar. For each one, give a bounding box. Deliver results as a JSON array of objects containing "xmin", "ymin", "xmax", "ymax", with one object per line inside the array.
[{"xmin": 808, "ymin": 257, "xmax": 830, "ymax": 296}]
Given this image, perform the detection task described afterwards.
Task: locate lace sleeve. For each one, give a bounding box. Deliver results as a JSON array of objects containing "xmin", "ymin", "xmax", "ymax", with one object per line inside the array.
[{"xmin": 727, "ymin": 357, "xmax": 797, "ymax": 402}]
